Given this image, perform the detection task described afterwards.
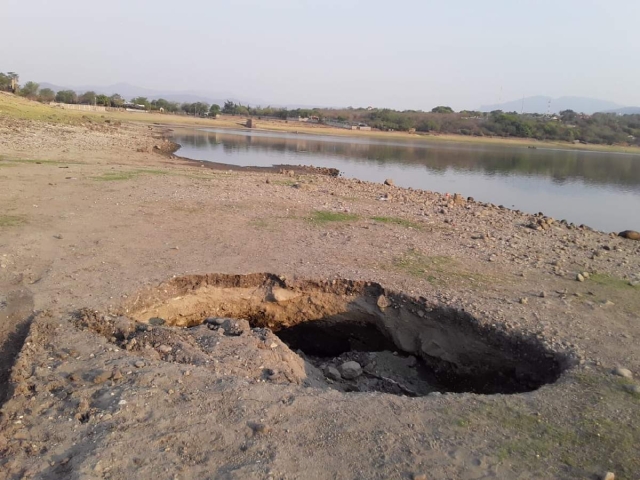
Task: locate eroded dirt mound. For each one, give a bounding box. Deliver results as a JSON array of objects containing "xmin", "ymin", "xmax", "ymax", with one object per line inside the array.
[{"xmin": 84, "ymin": 273, "xmax": 578, "ymax": 395}]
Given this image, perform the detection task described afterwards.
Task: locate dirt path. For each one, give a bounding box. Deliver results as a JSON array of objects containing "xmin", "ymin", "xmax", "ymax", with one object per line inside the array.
[{"xmin": 0, "ymin": 113, "xmax": 639, "ymax": 479}]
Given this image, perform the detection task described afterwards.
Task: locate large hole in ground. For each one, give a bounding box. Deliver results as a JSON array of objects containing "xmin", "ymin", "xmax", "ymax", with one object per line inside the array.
[{"xmin": 113, "ymin": 273, "xmax": 574, "ymax": 396}]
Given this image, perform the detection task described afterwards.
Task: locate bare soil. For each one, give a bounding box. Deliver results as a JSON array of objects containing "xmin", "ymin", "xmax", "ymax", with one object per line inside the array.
[{"xmin": 1, "ymin": 112, "xmax": 639, "ymax": 480}]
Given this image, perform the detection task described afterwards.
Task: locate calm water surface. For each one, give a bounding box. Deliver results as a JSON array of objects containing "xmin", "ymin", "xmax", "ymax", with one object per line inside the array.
[{"xmin": 172, "ymin": 128, "xmax": 640, "ymax": 233}]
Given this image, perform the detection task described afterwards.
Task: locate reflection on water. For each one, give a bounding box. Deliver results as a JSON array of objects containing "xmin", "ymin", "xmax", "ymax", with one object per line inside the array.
[{"xmin": 172, "ymin": 128, "xmax": 640, "ymax": 232}]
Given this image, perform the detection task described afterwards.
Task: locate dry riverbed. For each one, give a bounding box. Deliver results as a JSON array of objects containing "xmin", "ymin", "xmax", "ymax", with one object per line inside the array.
[{"xmin": 0, "ymin": 113, "xmax": 639, "ymax": 480}]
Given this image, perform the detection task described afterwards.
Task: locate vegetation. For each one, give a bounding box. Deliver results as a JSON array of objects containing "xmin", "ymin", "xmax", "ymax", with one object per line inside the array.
[
  {"xmin": 0, "ymin": 215, "xmax": 26, "ymax": 227},
  {"xmin": 308, "ymin": 210, "xmax": 359, "ymax": 224},
  {"xmin": 371, "ymin": 216, "xmax": 422, "ymax": 229},
  {"xmin": 3, "ymin": 70, "xmax": 640, "ymax": 146}
]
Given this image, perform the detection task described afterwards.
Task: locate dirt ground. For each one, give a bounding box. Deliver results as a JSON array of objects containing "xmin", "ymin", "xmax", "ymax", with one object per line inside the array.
[{"xmin": 1, "ymin": 102, "xmax": 640, "ymax": 479}]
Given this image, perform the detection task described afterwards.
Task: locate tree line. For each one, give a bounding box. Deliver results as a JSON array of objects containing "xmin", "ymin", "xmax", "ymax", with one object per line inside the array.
[{"xmin": 2, "ymin": 71, "xmax": 639, "ymax": 146}]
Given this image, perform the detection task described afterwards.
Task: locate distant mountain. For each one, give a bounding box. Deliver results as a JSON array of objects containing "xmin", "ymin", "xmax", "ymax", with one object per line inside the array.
[
  {"xmin": 37, "ymin": 81, "xmax": 264, "ymax": 106},
  {"xmin": 479, "ymin": 96, "xmax": 624, "ymax": 115},
  {"xmin": 601, "ymin": 106, "xmax": 640, "ymax": 115}
]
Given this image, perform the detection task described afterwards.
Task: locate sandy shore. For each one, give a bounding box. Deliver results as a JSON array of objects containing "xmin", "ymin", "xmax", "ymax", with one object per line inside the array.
[{"xmin": 1, "ymin": 105, "xmax": 639, "ymax": 479}]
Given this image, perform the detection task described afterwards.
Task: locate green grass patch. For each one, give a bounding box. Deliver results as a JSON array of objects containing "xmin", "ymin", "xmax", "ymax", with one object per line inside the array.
[
  {"xmin": 591, "ymin": 273, "xmax": 638, "ymax": 289},
  {"xmin": 392, "ymin": 249, "xmax": 487, "ymax": 286},
  {"xmin": 0, "ymin": 215, "xmax": 26, "ymax": 227},
  {"xmin": 92, "ymin": 169, "xmax": 168, "ymax": 181},
  {"xmin": 371, "ymin": 216, "xmax": 422, "ymax": 230},
  {"xmin": 308, "ymin": 210, "xmax": 359, "ymax": 225}
]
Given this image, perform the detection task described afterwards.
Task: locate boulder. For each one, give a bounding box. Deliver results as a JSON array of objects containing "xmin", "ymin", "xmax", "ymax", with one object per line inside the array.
[
  {"xmin": 619, "ymin": 230, "xmax": 640, "ymax": 241},
  {"xmin": 339, "ymin": 361, "xmax": 363, "ymax": 380}
]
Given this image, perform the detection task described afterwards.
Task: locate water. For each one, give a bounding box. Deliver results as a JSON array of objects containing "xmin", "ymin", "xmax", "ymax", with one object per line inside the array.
[{"xmin": 172, "ymin": 128, "xmax": 640, "ymax": 233}]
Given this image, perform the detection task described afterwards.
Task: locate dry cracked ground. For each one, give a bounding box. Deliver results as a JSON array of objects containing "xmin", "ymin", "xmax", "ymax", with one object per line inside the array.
[{"xmin": 0, "ymin": 112, "xmax": 639, "ymax": 480}]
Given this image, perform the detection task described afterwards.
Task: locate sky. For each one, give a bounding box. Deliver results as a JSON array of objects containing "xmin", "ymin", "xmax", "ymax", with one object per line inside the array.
[{"xmin": 1, "ymin": 0, "xmax": 639, "ymax": 110}]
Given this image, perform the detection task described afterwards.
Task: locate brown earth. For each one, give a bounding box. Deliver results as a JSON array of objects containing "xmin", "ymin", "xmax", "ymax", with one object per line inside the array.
[{"xmin": 0, "ymin": 111, "xmax": 639, "ymax": 480}]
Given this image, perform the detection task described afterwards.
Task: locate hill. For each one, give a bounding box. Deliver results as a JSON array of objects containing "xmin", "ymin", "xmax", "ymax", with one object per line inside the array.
[{"xmin": 479, "ymin": 96, "xmax": 624, "ymax": 115}]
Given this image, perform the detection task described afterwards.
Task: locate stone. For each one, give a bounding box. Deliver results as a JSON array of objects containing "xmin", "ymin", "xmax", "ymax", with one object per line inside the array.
[
  {"xmin": 134, "ymin": 360, "xmax": 145, "ymax": 368},
  {"xmin": 157, "ymin": 345, "xmax": 172, "ymax": 354},
  {"xmin": 539, "ymin": 291, "xmax": 546, "ymax": 298},
  {"xmin": 93, "ymin": 370, "xmax": 111, "ymax": 384},
  {"xmin": 602, "ymin": 472, "xmax": 615, "ymax": 480},
  {"xmin": 413, "ymin": 475, "xmax": 427, "ymax": 480},
  {"xmin": 618, "ymin": 230, "xmax": 640, "ymax": 241},
  {"xmin": 339, "ymin": 361, "xmax": 363, "ymax": 380},
  {"xmin": 148, "ymin": 317, "xmax": 165, "ymax": 326},
  {"xmin": 205, "ymin": 317, "xmax": 226, "ymax": 326},
  {"xmin": 384, "ymin": 178, "xmax": 395, "ymax": 186},
  {"xmin": 612, "ymin": 367, "xmax": 633, "ymax": 379},
  {"xmin": 452, "ymin": 193, "xmax": 465, "ymax": 205},
  {"xmin": 377, "ymin": 294, "xmax": 390, "ymax": 310},
  {"xmin": 324, "ymin": 366, "xmax": 342, "ymax": 381},
  {"xmin": 270, "ymin": 287, "xmax": 299, "ymax": 303},
  {"xmin": 582, "ymin": 272, "xmax": 590, "ymax": 279},
  {"xmin": 519, "ymin": 297, "xmax": 528, "ymax": 305},
  {"xmin": 576, "ymin": 273, "xmax": 585, "ymax": 282},
  {"xmin": 111, "ymin": 369, "xmax": 123, "ymax": 381},
  {"xmin": 623, "ymin": 384, "xmax": 640, "ymax": 395}
]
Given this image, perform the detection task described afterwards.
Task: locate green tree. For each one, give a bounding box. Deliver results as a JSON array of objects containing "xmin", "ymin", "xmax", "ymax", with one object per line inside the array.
[
  {"xmin": 431, "ymin": 106, "xmax": 454, "ymax": 114},
  {"xmin": 0, "ymin": 73, "xmax": 10, "ymax": 90},
  {"xmin": 79, "ymin": 91, "xmax": 97, "ymax": 104},
  {"xmin": 109, "ymin": 94, "xmax": 124, "ymax": 107},
  {"xmin": 223, "ymin": 100, "xmax": 238, "ymax": 114},
  {"xmin": 130, "ymin": 97, "xmax": 150, "ymax": 108},
  {"xmin": 55, "ymin": 90, "xmax": 78, "ymax": 104},
  {"xmin": 19, "ymin": 81, "xmax": 39, "ymax": 98},
  {"xmin": 96, "ymin": 94, "xmax": 110, "ymax": 106},
  {"xmin": 209, "ymin": 104, "xmax": 221, "ymax": 117},
  {"xmin": 38, "ymin": 88, "xmax": 56, "ymax": 103}
]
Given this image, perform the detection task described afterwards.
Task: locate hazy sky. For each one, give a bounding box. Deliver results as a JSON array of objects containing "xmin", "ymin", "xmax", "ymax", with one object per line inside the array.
[{"xmin": 2, "ymin": 0, "xmax": 639, "ymax": 110}]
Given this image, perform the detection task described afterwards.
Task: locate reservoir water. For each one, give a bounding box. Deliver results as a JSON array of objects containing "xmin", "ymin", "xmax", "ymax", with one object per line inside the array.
[{"xmin": 172, "ymin": 128, "xmax": 640, "ymax": 233}]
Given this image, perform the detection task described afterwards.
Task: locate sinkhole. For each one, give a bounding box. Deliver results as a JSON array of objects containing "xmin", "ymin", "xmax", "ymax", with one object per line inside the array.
[{"xmin": 99, "ymin": 273, "xmax": 574, "ymax": 396}]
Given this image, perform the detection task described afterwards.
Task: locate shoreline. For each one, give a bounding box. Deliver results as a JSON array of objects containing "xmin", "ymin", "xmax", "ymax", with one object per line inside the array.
[{"xmin": 1, "ymin": 110, "xmax": 640, "ymax": 478}]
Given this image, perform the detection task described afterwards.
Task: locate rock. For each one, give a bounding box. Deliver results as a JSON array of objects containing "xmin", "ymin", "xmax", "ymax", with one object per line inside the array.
[
  {"xmin": 339, "ymin": 361, "xmax": 363, "ymax": 380},
  {"xmin": 384, "ymin": 178, "xmax": 395, "ymax": 186},
  {"xmin": 148, "ymin": 317, "xmax": 165, "ymax": 326},
  {"xmin": 93, "ymin": 370, "xmax": 111, "ymax": 384},
  {"xmin": 618, "ymin": 230, "xmax": 640, "ymax": 241},
  {"xmin": 582, "ymin": 272, "xmax": 590, "ymax": 279},
  {"xmin": 157, "ymin": 345, "xmax": 172, "ymax": 354},
  {"xmin": 452, "ymin": 193, "xmax": 465, "ymax": 205},
  {"xmin": 602, "ymin": 472, "xmax": 615, "ymax": 480},
  {"xmin": 539, "ymin": 291, "xmax": 546, "ymax": 298},
  {"xmin": 111, "ymin": 369, "xmax": 123, "ymax": 381},
  {"xmin": 377, "ymin": 294, "xmax": 390, "ymax": 310},
  {"xmin": 134, "ymin": 360, "xmax": 145, "ymax": 368},
  {"xmin": 519, "ymin": 297, "xmax": 528, "ymax": 305},
  {"xmin": 612, "ymin": 367, "xmax": 633, "ymax": 379},
  {"xmin": 220, "ymin": 318, "xmax": 250, "ymax": 336},
  {"xmin": 623, "ymin": 384, "xmax": 640, "ymax": 395},
  {"xmin": 413, "ymin": 475, "xmax": 427, "ymax": 480},
  {"xmin": 576, "ymin": 273, "xmax": 585, "ymax": 282},
  {"xmin": 53, "ymin": 234, "xmax": 63, "ymax": 239},
  {"xmin": 204, "ymin": 317, "xmax": 226, "ymax": 326},
  {"xmin": 324, "ymin": 366, "xmax": 342, "ymax": 381}
]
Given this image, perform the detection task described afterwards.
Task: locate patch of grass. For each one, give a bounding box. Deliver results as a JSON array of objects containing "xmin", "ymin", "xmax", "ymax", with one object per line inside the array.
[
  {"xmin": 392, "ymin": 249, "xmax": 487, "ymax": 286},
  {"xmin": 308, "ymin": 210, "xmax": 359, "ymax": 225},
  {"xmin": 92, "ymin": 169, "xmax": 168, "ymax": 181},
  {"xmin": 371, "ymin": 216, "xmax": 422, "ymax": 230},
  {"xmin": 0, "ymin": 215, "xmax": 26, "ymax": 227},
  {"xmin": 591, "ymin": 273, "xmax": 637, "ymax": 289},
  {"xmin": 271, "ymin": 179, "xmax": 298, "ymax": 186},
  {"xmin": 461, "ymin": 373, "xmax": 640, "ymax": 478}
]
